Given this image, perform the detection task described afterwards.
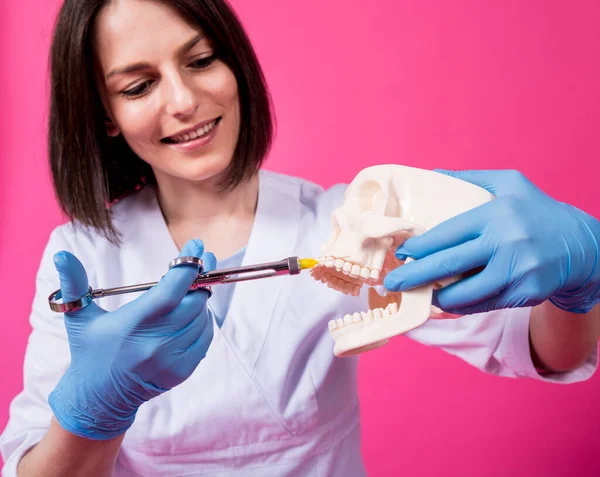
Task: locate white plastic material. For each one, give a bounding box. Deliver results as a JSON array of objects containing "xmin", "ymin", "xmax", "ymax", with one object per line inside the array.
[{"xmin": 311, "ymin": 165, "xmax": 495, "ymax": 357}]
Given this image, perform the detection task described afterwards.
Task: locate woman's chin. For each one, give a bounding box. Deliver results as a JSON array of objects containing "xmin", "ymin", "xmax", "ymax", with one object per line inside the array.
[{"xmin": 154, "ymin": 158, "xmax": 233, "ymax": 186}]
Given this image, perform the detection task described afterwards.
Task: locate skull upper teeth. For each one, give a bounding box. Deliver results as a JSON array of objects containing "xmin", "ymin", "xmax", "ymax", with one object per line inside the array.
[
  {"xmin": 317, "ymin": 256, "xmax": 378, "ymax": 282},
  {"xmin": 311, "ymin": 257, "xmax": 381, "ymax": 297}
]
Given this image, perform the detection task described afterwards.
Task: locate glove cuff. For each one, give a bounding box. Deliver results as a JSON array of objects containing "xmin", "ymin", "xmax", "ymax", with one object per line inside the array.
[
  {"xmin": 550, "ymin": 285, "xmax": 600, "ymax": 314},
  {"xmin": 552, "ymin": 205, "xmax": 600, "ymax": 314},
  {"xmin": 551, "ymin": 263, "xmax": 600, "ymax": 314},
  {"xmin": 48, "ymin": 372, "xmax": 138, "ymax": 441}
]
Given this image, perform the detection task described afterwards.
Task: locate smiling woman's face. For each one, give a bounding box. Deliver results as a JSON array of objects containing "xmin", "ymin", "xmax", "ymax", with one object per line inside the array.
[{"xmin": 93, "ymin": 0, "xmax": 241, "ymax": 186}]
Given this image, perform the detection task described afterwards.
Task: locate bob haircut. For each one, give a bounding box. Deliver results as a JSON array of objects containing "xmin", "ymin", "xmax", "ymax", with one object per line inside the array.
[{"xmin": 49, "ymin": 0, "xmax": 274, "ymax": 242}]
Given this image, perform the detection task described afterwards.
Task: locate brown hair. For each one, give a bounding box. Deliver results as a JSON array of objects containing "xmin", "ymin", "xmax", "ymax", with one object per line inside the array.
[{"xmin": 49, "ymin": 0, "xmax": 273, "ymax": 242}]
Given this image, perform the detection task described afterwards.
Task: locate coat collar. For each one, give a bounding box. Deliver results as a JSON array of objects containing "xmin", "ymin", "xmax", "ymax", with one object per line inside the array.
[
  {"xmin": 131, "ymin": 170, "xmax": 303, "ymax": 370},
  {"xmin": 222, "ymin": 170, "xmax": 303, "ymax": 370}
]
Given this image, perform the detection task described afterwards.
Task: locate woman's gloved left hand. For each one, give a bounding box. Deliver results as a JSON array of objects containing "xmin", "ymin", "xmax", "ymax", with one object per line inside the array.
[{"xmin": 383, "ymin": 169, "xmax": 600, "ymax": 315}]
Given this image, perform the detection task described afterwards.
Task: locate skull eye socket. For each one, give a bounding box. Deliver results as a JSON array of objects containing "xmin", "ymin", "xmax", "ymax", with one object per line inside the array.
[{"xmin": 356, "ymin": 180, "xmax": 385, "ymax": 213}]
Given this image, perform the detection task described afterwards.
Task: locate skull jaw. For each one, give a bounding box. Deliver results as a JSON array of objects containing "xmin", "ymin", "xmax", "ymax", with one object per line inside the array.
[
  {"xmin": 313, "ymin": 250, "xmax": 438, "ymax": 357},
  {"xmin": 331, "ymin": 282, "xmax": 433, "ymax": 357},
  {"xmin": 333, "ymin": 338, "xmax": 389, "ymax": 357}
]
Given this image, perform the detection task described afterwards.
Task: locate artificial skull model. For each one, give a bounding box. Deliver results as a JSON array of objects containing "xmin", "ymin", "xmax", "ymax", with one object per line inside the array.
[{"xmin": 311, "ymin": 165, "xmax": 495, "ymax": 357}]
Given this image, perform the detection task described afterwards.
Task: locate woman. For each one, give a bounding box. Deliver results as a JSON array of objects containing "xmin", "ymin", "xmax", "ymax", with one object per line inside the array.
[{"xmin": 1, "ymin": 0, "xmax": 598, "ymax": 476}]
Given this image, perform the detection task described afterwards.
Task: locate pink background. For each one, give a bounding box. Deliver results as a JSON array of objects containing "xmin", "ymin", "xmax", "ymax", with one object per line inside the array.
[{"xmin": 2, "ymin": 1, "xmax": 600, "ymax": 475}]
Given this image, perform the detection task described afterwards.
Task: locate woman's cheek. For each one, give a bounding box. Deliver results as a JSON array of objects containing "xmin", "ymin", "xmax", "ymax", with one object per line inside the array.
[
  {"xmin": 121, "ymin": 107, "xmax": 159, "ymax": 146},
  {"xmin": 204, "ymin": 65, "xmax": 239, "ymax": 103}
]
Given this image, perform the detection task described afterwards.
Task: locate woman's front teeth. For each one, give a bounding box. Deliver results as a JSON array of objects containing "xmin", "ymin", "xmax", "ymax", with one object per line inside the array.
[{"xmin": 171, "ymin": 120, "xmax": 217, "ymax": 143}]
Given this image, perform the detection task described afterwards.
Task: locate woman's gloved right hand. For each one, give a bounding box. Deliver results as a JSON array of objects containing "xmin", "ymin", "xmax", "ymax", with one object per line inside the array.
[{"xmin": 48, "ymin": 239, "xmax": 216, "ymax": 440}]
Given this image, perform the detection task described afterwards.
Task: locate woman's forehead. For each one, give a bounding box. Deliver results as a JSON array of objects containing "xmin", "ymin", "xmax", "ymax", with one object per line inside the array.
[{"xmin": 93, "ymin": 0, "xmax": 204, "ymax": 68}]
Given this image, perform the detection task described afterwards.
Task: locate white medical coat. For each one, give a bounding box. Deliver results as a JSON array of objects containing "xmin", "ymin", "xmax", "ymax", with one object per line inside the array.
[{"xmin": 1, "ymin": 170, "xmax": 597, "ymax": 476}]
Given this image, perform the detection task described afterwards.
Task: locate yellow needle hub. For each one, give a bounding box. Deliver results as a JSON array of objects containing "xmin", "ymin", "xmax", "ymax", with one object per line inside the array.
[{"xmin": 299, "ymin": 258, "xmax": 319, "ymax": 270}]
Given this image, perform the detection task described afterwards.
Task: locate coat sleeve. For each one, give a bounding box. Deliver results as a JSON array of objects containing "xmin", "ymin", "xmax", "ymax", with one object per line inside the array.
[
  {"xmin": 0, "ymin": 225, "xmax": 92, "ymax": 476},
  {"xmin": 405, "ymin": 306, "xmax": 598, "ymax": 383}
]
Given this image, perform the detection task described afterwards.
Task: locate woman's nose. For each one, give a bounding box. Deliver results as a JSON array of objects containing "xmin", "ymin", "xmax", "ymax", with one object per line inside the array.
[{"xmin": 165, "ymin": 75, "xmax": 198, "ymax": 119}]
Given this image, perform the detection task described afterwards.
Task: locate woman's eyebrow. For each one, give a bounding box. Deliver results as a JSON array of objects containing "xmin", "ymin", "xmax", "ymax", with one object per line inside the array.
[{"xmin": 105, "ymin": 33, "xmax": 205, "ymax": 80}]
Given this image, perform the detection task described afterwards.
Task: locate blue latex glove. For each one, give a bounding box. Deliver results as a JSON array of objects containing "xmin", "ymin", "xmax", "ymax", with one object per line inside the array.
[
  {"xmin": 383, "ymin": 170, "xmax": 600, "ymax": 315},
  {"xmin": 48, "ymin": 239, "xmax": 216, "ymax": 440}
]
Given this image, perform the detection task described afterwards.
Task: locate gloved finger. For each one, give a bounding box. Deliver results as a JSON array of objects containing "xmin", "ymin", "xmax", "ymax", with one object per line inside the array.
[
  {"xmin": 162, "ymin": 305, "xmax": 212, "ymax": 350},
  {"xmin": 136, "ymin": 246, "xmax": 216, "ymax": 327},
  {"xmin": 433, "ymin": 169, "xmax": 504, "ymax": 195},
  {"xmin": 440, "ymin": 283, "xmax": 540, "ymax": 315},
  {"xmin": 149, "ymin": 311, "xmax": 214, "ymax": 390},
  {"xmin": 181, "ymin": 311, "xmax": 214, "ymax": 369},
  {"xmin": 139, "ymin": 239, "xmax": 206, "ymax": 316},
  {"xmin": 159, "ymin": 251, "xmax": 217, "ymax": 329},
  {"xmin": 53, "ymin": 251, "xmax": 90, "ymax": 302},
  {"xmin": 53, "ymin": 251, "xmax": 105, "ymax": 317},
  {"xmin": 202, "ymin": 252, "xmax": 217, "ymax": 272},
  {"xmin": 384, "ymin": 239, "xmax": 489, "ymax": 292},
  {"xmin": 156, "ymin": 286, "xmax": 211, "ymax": 331},
  {"xmin": 394, "ymin": 205, "xmax": 490, "ymax": 260},
  {"xmin": 490, "ymin": 280, "xmax": 548, "ymax": 309},
  {"xmin": 433, "ymin": 169, "xmax": 536, "ymax": 198},
  {"xmin": 432, "ymin": 260, "xmax": 508, "ymax": 311}
]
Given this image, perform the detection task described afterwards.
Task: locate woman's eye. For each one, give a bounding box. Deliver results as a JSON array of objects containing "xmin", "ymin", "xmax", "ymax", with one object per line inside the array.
[
  {"xmin": 121, "ymin": 81, "xmax": 152, "ymax": 97},
  {"xmin": 118, "ymin": 56, "xmax": 215, "ymax": 98},
  {"xmin": 190, "ymin": 55, "xmax": 216, "ymax": 70}
]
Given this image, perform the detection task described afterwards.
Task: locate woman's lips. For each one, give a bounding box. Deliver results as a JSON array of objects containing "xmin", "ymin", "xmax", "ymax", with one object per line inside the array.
[{"xmin": 161, "ymin": 117, "xmax": 221, "ymax": 152}]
